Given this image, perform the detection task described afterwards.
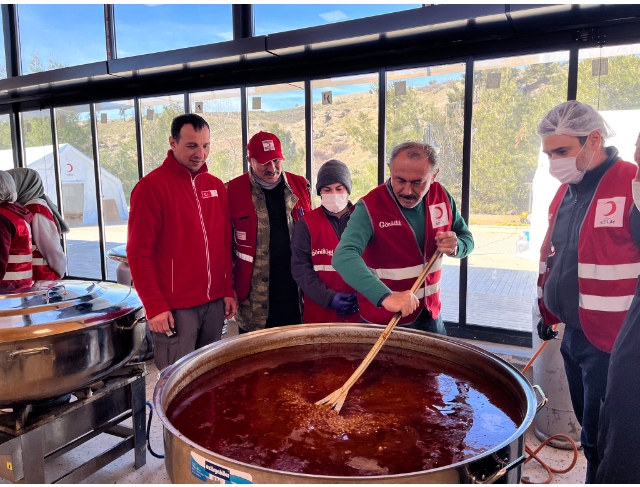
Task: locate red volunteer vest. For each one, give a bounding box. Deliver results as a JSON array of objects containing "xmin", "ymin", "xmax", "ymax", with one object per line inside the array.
[
  {"xmin": 538, "ymin": 160, "xmax": 640, "ymax": 352},
  {"xmin": 228, "ymin": 171, "xmax": 312, "ymax": 302},
  {"xmin": 0, "ymin": 206, "xmax": 33, "ymax": 288},
  {"xmin": 302, "ymin": 207, "xmax": 359, "ymax": 323},
  {"xmin": 360, "ymin": 182, "xmax": 451, "ymax": 325},
  {"xmin": 26, "ymin": 203, "xmax": 61, "ymax": 280}
]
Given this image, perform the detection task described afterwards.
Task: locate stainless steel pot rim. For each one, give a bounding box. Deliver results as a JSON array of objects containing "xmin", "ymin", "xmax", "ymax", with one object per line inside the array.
[{"xmin": 154, "ymin": 323, "xmax": 538, "ymax": 482}]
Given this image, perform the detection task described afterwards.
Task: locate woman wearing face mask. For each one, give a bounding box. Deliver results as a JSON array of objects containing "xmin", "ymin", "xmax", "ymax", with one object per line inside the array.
[{"xmin": 290, "ymin": 159, "xmax": 359, "ymax": 323}]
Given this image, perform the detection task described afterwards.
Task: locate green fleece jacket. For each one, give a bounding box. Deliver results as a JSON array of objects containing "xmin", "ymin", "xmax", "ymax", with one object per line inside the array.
[{"xmin": 332, "ymin": 181, "xmax": 474, "ymax": 307}]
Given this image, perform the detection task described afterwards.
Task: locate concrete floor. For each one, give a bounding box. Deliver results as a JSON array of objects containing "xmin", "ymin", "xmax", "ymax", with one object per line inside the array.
[{"xmin": 1, "ymin": 323, "xmax": 587, "ymax": 484}]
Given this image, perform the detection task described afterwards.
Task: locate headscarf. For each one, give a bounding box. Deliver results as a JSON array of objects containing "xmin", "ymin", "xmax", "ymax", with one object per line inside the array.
[
  {"xmin": 7, "ymin": 168, "xmax": 70, "ymax": 234},
  {"xmin": 0, "ymin": 170, "xmax": 17, "ymax": 203}
]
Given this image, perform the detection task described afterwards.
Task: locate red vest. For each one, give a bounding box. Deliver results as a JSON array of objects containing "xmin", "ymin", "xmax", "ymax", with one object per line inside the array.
[
  {"xmin": 26, "ymin": 202, "xmax": 61, "ymax": 280},
  {"xmin": 538, "ymin": 160, "xmax": 640, "ymax": 352},
  {"xmin": 359, "ymin": 182, "xmax": 451, "ymax": 325},
  {"xmin": 302, "ymin": 207, "xmax": 359, "ymax": 323},
  {"xmin": 228, "ymin": 171, "xmax": 312, "ymax": 302},
  {"xmin": 0, "ymin": 206, "xmax": 33, "ymax": 288}
]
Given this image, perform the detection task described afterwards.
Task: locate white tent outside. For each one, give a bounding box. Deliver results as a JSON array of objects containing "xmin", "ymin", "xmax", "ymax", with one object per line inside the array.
[
  {"xmin": 523, "ymin": 109, "xmax": 640, "ymax": 261},
  {"xmin": 0, "ymin": 144, "xmax": 128, "ymax": 225}
]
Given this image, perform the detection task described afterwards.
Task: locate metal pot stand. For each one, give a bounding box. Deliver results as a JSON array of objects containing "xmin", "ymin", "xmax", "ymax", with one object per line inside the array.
[{"xmin": 0, "ymin": 364, "xmax": 147, "ymax": 483}]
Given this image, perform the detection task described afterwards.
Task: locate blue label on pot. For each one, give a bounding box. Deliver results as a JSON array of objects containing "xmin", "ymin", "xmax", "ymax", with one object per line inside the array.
[{"xmin": 190, "ymin": 452, "xmax": 252, "ymax": 484}]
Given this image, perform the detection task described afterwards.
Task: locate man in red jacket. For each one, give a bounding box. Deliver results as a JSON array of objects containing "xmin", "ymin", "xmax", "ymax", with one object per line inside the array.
[
  {"xmin": 227, "ymin": 131, "xmax": 312, "ymax": 332},
  {"xmin": 127, "ymin": 114, "xmax": 236, "ymax": 370}
]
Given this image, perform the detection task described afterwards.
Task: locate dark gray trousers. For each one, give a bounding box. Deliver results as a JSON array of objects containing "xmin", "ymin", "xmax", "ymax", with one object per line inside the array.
[{"xmin": 152, "ymin": 298, "xmax": 225, "ymax": 371}]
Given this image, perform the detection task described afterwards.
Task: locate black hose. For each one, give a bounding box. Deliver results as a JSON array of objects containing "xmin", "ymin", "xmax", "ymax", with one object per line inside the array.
[{"xmin": 145, "ymin": 401, "xmax": 165, "ymax": 459}]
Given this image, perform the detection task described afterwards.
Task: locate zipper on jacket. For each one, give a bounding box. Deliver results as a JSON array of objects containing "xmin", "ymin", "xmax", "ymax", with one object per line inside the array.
[{"xmin": 191, "ymin": 174, "xmax": 212, "ymax": 300}]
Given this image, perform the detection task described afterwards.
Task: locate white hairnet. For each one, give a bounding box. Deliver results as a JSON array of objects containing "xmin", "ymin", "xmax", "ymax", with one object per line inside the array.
[
  {"xmin": 0, "ymin": 170, "xmax": 17, "ymax": 203},
  {"xmin": 537, "ymin": 100, "xmax": 615, "ymax": 139}
]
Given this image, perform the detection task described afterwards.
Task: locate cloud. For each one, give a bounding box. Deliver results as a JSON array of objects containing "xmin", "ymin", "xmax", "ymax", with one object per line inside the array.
[
  {"xmin": 216, "ymin": 32, "xmax": 233, "ymax": 42},
  {"xmin": 319, "ymin": 10, "xmax": 348, "ymax": 22}
]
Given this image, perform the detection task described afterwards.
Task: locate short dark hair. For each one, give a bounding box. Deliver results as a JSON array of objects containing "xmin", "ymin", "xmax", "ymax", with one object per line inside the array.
[
  {"xmin": 389, "ymin": 141, "xmax": 438, "ymax": 169},
  {"xmin": 171, "ymin": 114, "xmax": 209, "ymax": 141}
]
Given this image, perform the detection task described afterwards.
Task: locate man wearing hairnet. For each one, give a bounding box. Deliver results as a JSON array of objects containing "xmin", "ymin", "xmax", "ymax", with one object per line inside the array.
[
  {"xmin": 536, "ymin": 101, "xmax": 640, "ymax": 483},
  {"xmin": 0, "ymin": 170, "xmax": 34, "ymax": 291}
]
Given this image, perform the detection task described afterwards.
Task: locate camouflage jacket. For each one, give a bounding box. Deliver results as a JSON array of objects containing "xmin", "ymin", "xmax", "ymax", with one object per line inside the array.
[{"xmin": 234, "ymin": 171, "xmax": 311, "ymax": 331}]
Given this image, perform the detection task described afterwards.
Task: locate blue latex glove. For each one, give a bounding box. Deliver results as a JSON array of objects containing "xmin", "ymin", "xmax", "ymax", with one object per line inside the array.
[{"xmin": 331, "ymin": 292, "xmax": 358, "ymax": 316}]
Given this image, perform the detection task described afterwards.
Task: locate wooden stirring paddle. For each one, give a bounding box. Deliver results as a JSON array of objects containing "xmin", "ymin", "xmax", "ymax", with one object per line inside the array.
[{"xmin": 316, "ymin": 250, "xmax": 443, "ymax": 414}]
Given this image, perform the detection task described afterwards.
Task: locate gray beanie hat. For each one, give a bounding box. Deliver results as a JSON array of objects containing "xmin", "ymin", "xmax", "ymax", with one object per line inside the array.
[{"xmin": 316, "ymin": 159, "xmax": 352, "ymax": 195}]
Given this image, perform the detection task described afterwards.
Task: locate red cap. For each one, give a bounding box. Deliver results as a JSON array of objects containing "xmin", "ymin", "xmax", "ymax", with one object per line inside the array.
[{"xmin": 247, "ymin": 131, "xmax": 285, "ymax": 165}]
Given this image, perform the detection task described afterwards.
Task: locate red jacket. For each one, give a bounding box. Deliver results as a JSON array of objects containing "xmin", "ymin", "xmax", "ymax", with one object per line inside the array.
[
  {"xmin": 0, "ymin": 202, "xmax": 33, "ymax": 290},
  {"xmin": 127, "ymin": 151, "xmax": 234, "ymax": 319},
  {"xmin": 302, "ymin": 206, "xmax": 359, "ymax": 323},
  {"xmin": 359, "ymin": 182, "xmax": 450, "ymax": 325},
  {"xmin": 538, "ymin": 160, "xmax": 640, "ymax": 352},
  {"xmin": 228, "ymin": 171, "xmax": 311, "ymax": 302}
]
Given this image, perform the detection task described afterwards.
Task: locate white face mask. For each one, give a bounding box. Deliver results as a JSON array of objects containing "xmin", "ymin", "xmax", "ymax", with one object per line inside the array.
[
  {"xmin": 548, "ymin": 142, "xmax": 595, "ymax": 185},
  {"xmin": 321, "ymin": 193, "xmax": 349, "ymax": 213},
  {"xmin": 633, "ymin": 181, "xmax": 640, "ymax": 212}
]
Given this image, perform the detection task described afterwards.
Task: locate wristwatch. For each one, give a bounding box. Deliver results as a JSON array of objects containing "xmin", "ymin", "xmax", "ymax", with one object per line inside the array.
[{"xmin": 447, "ymin": 244, "xmax": 458, "ymax": 257}]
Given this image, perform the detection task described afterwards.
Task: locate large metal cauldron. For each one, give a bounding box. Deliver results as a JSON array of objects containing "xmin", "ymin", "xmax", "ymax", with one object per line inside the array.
[
  {"xmin": 154, "ymin": 324, "xmax": 544, "ymax": 484},
  {"xmin": 0, "ymin": 280, "xmax": 146, "ymax": 407}
]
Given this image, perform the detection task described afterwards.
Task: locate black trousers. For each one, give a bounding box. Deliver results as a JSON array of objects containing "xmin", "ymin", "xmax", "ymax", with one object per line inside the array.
[
  {"xmin": 596, "ymin": 282, "xmax": 640, "ymax": 483},
  {"xmin": 560, "ymin": 326, "xmax": 611, "ymax": 484}
]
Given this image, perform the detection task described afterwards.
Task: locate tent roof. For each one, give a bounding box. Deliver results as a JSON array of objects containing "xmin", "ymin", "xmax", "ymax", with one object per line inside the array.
[{"xmin": 0, "ymin": 144, "xmax": 122, "ymax": 183}]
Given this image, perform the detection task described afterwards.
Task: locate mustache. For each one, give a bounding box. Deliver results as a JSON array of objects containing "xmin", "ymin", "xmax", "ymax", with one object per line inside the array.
[
  {"xmin": 399, "ymin": 194, "xmax": 417, "ymax": 200},
  {"xmin": 263, "ymin": 169, "xmax": 281, "ymax": 177}
]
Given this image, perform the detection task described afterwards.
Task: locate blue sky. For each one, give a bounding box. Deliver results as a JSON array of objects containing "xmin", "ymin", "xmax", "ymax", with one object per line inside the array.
[
  {"xmin": 16, "ymin": 4, "xmax": 420, "ymax": 72},
  {"xmin": 14, "ymin": 4, "xmax": 456, "ymax": 112}
]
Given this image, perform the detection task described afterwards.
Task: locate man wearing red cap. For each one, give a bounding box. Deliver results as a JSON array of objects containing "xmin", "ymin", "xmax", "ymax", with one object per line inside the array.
[{"xmin": 227, "ymin": 131, "xmax": 312, "ymax": 332}]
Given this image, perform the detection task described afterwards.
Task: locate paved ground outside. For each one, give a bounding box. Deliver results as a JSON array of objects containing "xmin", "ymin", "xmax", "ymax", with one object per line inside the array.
[{"xmin": 65, "ymin": 223, "xmax": 537, "ymax": 333}]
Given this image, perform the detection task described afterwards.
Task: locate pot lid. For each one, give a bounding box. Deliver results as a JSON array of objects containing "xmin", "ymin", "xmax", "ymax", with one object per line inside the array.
[
  {"xmin": 0, "ymin": 280, "xmax": 143, "ymax": 342},
  {"xmin": 107, "ymin": 245, "xmax": 128, "ymax": 263}
]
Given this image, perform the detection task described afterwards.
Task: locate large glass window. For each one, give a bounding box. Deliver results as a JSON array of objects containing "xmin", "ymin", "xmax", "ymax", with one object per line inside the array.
[
  {"xmin": 0, "ymin": 9, "xmax": 6, "ymax": 79},
  {"xmin": 190, "ymin": 89, "xmax": 243, "ymax": 183},
  {"xmin": 115, "ymin": 5, "xmax": 233, "ymax": 58},
  {"xmin": 96, "ymin": 101, "xmax": 136, "ymax": 281},
  {"xmin": 21, "ymin": 109, "xmax": 59, "ymax": 207},
  {"xmin": 0, "ymin": 114, "xmax": 12, "ymax": 150},
  {"xmin": 18, "ymin": 5, "xmax": 106, "ymax": 73},
  {"xmin": 312, "ymin": 73, "xmax": 378, "ymax": 202},
  {"xmin": 469, "ymin": 52, "xmax": 569, "ymax": 332},
  {"xmin": 55, "ymin": 105, "xmax": 101, "ymax": 279},
  {"xmin": 255, "ymin": 4, "xmax": 421, "ymax": 35},
  {"xmin": 386, "ymin": 63, "xmax": 466, "ymax": 323},
  {"xmin": 247, "ymin": 83, "xmax": 306, "ymax": 177},
  {"xmin": 577, "ymin": 42, "xmax": 640, "ymax": 163},
  {"xmin": 140, "ymin": 95, "xmax": 185, "ymax": 175},
  {"xmin": 0, "ymin": 114, "xmax": 14, "ymax": 169}
]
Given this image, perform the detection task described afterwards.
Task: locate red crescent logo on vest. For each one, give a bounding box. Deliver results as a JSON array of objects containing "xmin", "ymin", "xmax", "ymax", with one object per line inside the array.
[
  {"xmin": 594, "ymin": 197, "xmax": 625, "ymax": 228},
  {"xmin": 67, "ymin": 163, "xmax": 73, "ymax": 172},
  {"xmin": 434, "ymin": 207, "xmax": 443, "ymax": 219},
  {"xmin": 603, "ymin": 201, "xmax": 616, "ymax": 216}
]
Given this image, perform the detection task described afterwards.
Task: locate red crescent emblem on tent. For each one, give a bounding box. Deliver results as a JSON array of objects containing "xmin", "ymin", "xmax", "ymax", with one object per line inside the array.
[
  {"xmin": 67, "ymin": 163, "xmax": 73, "ymax": 172},
  {"xmin": 435, "ymin": 207, "xmax": 444, "ymax": 219},
  {"xmin": 603, "ymin": 201, "xmax": 616, "ymax": 216}
]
